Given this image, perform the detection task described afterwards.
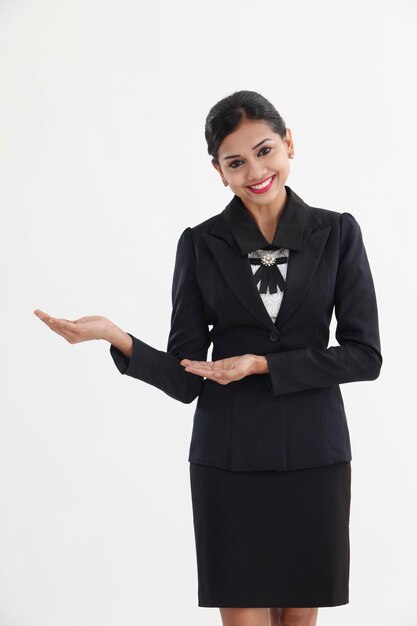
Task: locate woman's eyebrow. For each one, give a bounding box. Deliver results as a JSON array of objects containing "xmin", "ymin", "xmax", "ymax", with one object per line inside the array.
[{"xmin": 222, "ymin": 138, "xmax": 273, "ymax": 161}]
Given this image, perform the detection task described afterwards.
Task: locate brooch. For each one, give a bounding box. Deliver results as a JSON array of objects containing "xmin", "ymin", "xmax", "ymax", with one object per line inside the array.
[{"xmin": 260, "ymin": 252, "xmax": 276, "ymax": 267}]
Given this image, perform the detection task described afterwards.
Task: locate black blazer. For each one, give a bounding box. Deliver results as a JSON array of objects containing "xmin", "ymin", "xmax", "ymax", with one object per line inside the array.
[{"xmin": 110, "ymin": 186, "xmax": 382, "ymax": 471}]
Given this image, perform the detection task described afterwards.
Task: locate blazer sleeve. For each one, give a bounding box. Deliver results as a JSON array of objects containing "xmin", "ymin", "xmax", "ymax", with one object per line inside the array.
[
  {"xmin": 265, "ymin": 212, "xmax": 383, "ymax": 396},
  {"xmin": 109, "ymin": 227, "xmax": 211, "ymax": 404}
]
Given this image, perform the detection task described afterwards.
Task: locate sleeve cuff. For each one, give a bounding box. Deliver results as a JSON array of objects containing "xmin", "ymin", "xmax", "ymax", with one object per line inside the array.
[
  {"xmin": 109, "ymin": 333, "xmax": 156, "ymax": 380},
  {"xmin": 265, "ymin": 352, "xmax": 281, "ymax": 395},
  {"xmin": 109, "ymin": 343, "xmax": 130, "ymax": 374}
]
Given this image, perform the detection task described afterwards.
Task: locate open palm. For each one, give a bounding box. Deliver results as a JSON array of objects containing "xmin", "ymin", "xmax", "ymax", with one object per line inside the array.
[
  {"xmin": 34, "ymin": 309, "xmax": 110, "ymax": 344},
  {"xmin": 180, "ymin": 354, "xmax": 256, "ymax": 384}
]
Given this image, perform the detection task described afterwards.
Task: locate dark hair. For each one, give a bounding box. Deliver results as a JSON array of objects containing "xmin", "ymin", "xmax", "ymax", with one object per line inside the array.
[{"xmin": 205, "ymin": 90, "xmax": 287, "ymax": 165}]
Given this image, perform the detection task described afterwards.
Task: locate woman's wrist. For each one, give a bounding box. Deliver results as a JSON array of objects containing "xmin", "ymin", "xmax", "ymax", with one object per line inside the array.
[
  {"xmin": 103, "ymin": 322, "xmax": 133, "ymax": 359},
  {"xmin": 251, "ymin": 355, "xmax": 269, "ymax": 374}
]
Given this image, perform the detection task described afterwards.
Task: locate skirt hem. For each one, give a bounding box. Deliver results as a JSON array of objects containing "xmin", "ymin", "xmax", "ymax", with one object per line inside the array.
[{"xmin": 197, "ymin": 595, "xmax": 349, "ymax": 608}]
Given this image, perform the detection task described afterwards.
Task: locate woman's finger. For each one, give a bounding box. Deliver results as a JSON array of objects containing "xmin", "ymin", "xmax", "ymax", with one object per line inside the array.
[
  {"xmin": 184, "ymin": 364, "xmax": 232, "ymax": 382},
  {"xmin": 35, "ymin": 311, "xmax": 78, "ymax": 333},
  {"xmin": 34, "ymin": 309, "xmax": 52, "ymax": 322},
  {"xmin": 184, "ymin": 363, "xmax": 213, "ymax": 373},
  {"xmin": 39, "ymin": 316, "xmax": 75, "ymax": 334},
  {"xmin": 184, "ymin": 365, "xmax": 212, "ymax": 376},
  {"xmin": 188, "ymin": 370, "xmax": 228, "ymax": 384},
  {"xmin": 35, "ymin": 310, "xmax": 76, "ymax": 326},
  {"xmin": 181, "ymin": 360, "xmax": 214, "ymax": 370},
  {"xmin": 48, "ymin": 318, "xmax": 77, "ymax": 331},
  {"xmin": 34, "ymin": 311, "xmax": 81, "ymax": 343}
]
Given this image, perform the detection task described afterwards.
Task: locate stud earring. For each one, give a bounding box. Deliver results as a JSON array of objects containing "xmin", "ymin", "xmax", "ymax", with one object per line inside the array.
[{"xmin": 223, "ymin": 180, "xmax": 228, "ymax": 186}]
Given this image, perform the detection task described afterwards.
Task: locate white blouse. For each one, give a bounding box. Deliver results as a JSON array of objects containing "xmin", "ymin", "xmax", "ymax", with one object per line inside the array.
[{"xmin": 248, "ymin": 247, "xmax": 290, "ymax": 323}]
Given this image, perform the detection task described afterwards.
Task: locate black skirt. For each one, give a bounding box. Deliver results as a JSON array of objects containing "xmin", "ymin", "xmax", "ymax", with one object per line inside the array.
[{"xmin": 189, "ymin": 460, "xmax": 351, "ymax": 608}]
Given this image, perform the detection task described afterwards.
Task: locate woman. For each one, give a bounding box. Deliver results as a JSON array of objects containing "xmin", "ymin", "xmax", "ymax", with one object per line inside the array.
[{"xmin": 34, "ymin": 90, "xmax": 382, "ymax": 626}]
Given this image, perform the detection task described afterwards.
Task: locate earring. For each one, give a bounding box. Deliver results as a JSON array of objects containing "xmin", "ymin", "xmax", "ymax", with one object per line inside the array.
[
  {"xmin": 223, "ymin": 180, "xmax": 228, "ymax": 186},
  {"xmin": 289, "ymin": 151, "xmax": 295, "ymax": 159}
]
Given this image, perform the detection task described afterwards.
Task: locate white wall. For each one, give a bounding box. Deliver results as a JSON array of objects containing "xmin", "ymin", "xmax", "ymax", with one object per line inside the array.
[{"xmin": 1, "ymin": 1, "xmax": 416, "ymax": 624}]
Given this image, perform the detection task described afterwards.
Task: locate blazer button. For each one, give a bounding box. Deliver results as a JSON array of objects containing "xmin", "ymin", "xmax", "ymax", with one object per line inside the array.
[{"xmin": 269, "ymin": 331, "xmax": 280, "ymax": 342}]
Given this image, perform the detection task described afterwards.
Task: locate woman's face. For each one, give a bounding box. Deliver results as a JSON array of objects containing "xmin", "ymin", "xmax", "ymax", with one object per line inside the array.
[{"xmin": 212, "ymin": 118, "xmax": 294, "ymax": 212}]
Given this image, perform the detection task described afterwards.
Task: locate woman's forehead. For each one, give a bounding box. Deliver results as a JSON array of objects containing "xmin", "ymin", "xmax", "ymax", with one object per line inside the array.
[{"xmin": 218, "ymin": 120, "xmax": 281, "ymax": 153}]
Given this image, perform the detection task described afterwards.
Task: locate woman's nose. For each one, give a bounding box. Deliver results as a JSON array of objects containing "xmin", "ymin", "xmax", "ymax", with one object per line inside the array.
[{"xmin": 246, "ymin": 161, "xmax": 268, "ymax": 183}]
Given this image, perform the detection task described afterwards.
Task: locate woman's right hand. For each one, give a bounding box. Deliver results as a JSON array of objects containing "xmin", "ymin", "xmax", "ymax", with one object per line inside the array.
[{"xmin": 34, "ymin": 309, "xmax": 113, "ymax": 344}]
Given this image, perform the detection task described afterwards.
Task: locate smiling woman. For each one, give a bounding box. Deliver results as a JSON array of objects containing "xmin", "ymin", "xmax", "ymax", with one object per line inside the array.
[
  {"xmin": 213, "ymin": 125, "xmax": 293, "ymax": 201},
  {"xmin": 34, "ymin": 90, "xmax": 382, "ymax": 626}
]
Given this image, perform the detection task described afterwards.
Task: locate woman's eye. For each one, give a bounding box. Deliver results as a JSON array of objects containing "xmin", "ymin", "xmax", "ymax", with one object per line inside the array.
[{"xmin": 229, "ymin": 147, "xmax": 271, "ymax": 169}]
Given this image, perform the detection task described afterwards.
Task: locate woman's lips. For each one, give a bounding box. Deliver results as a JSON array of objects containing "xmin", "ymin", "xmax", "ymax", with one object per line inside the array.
[{"xmin": 246, "ymin": 174, "xmax": 276, "ymax": 194}]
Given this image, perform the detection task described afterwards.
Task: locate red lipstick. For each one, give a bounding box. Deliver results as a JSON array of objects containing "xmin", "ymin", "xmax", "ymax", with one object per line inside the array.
[{"xmin": 246, "ymin": 174, "xmax": 276, "ymax": 194}]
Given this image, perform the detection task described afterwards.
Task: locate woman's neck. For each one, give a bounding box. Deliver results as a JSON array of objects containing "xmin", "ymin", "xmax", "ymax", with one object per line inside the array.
[{"xmin": 242, "ymin": 186, "xmax": 288, "ymax": 244}]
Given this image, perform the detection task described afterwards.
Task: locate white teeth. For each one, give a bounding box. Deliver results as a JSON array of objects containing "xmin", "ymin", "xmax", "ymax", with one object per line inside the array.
[{"xmin": 249, "ymin": 176, "xmax": 273, "ymax": 190}]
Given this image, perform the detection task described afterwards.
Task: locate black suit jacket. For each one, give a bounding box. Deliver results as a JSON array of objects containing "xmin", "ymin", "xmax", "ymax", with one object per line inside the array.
[{"xmin": 110, "ymin": 186, "xmax": 382, "ymax": 471}]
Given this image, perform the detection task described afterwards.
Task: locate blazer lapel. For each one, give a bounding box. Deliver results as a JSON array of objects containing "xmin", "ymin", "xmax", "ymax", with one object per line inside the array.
[
  {"xmin": 203, "ymin": 232, "xmax": 279, "ymax": 332},
  {"xmin": 203, "ymin": 186, "xmax": 331, "ymax": 330},
  {"xmin": 274, "ymin": 226, "xmax": 331, "ymax": 326}
]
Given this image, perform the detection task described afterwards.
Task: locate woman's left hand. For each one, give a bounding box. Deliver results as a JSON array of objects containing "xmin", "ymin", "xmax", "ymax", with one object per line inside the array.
[{"xmin": 180, "ymin": 354, "xmax": 268, "ymax": 384}]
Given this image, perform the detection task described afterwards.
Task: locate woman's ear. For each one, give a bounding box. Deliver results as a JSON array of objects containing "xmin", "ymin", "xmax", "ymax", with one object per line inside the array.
[
  {"xmin": 284, "ymin": 128, "xmax": 294, "ymax": 154},
  {"xmin": 211, "ymin": 159, "xmax": 228, "ymax": 186},
  {"xmin": 211, "ymin": 158, "xmax": 222, "ymax": 177}
]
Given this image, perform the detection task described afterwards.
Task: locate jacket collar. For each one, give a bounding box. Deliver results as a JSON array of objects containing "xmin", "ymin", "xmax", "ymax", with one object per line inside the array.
[
  {"xmin": 203, "ymin": 185, "xmax": 330, "ymax": 330},
  {"xmin": 210, "ymin": 185, "xmax": 320, "ymax": 254}
]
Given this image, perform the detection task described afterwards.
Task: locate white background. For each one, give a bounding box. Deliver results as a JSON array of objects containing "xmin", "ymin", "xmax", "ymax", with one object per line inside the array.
[{"xmin": 1, "ymin": 1, "xmax": 416, "ymax": 625}]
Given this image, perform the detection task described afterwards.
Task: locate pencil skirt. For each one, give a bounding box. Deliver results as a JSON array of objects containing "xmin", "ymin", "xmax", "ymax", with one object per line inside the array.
[{"xmin": 189, "ymin": 460, "xmax": 351, "ymax": 608}]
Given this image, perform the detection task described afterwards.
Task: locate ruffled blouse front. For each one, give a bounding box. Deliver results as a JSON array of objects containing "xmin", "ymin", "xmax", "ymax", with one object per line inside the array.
[{"xmin": 248, "ymin": 247, "xmax": 290, "ymax": 323}]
